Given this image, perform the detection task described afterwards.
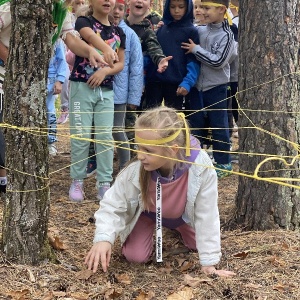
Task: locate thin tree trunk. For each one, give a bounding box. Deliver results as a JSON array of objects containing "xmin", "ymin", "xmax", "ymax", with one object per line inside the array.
[
  {"xmin": 1, "ymin": 0, "xmax": 54, "ymax": 264},
  {"xmin": 235, "ymin": 0, "xmax": 300, "ymax": 230}
]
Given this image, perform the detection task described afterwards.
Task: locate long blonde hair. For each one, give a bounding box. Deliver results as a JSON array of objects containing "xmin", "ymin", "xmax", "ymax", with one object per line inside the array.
[{"xmin": 135, "ymin": 107, "xmax": 190, "ymax": 210}]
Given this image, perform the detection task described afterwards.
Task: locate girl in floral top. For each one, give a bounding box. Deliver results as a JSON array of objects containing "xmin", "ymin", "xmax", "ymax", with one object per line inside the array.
[{"xmin": 68, "ymin": 0, "xmax": 126, "ymax": 202}]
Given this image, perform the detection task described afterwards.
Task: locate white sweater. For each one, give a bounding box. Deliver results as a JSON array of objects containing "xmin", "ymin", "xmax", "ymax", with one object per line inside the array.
[{"xmin": 93, "ymin": 150, "xmax": 222, "ymax": 267}]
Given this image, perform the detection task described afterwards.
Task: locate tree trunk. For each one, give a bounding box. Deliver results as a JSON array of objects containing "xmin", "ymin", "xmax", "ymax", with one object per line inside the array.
[
  {"xmin": 1, "ymin": 0, "xmax": 54, "ymax": 264},
  {"xmin": 235, "ymin": 0, "xmax": 300, "ymax": 230}
]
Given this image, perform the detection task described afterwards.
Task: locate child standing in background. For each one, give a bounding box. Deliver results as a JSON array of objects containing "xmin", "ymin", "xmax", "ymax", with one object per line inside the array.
[
  {"xmin": 182, "ymin": 0, "xmax": 237, "ymax": 178},
  {"xmin": 193, "ymin": 0, "xmax": 205, "ymax": 26},
  {"xmin": 68, "ymin": 0, "xmax": 125, "ymax": 202},
  {"xmin": 144, "ymin": 0, "xmax": 200, "ymax": 111},
  {"xmin": 228, "ymin": 0, "xmax": 239, "ymax": 138},
  {"xmin": 85, "ymin": 106, "xmax": 236, "ymax": 278},
  {"xmin": 124, "ymin": 0, "xmax": 172, "ymax": 151},
  {"xmin": 86, "ymin": 0, "xmax": 144, "ymax": 174},
  {"xmin": 47, "ymin": 39, "xmax": 68, "ymax": 156},
  {"xmin": 125, "ymin": 0, "xmax": 172, "ymax": 74},
  {"xmin": 58, "ymin": 0, "xmax": 86, "ymax": 125},
  {"xmin": 111, "ymin": 0, "xmax": 143, "ymax": 170}
]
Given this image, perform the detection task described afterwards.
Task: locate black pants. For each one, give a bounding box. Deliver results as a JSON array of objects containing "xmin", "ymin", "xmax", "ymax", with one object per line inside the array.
[
  {"xmin": 185, "ymin": 87, "xmax": 205, "ymax": 141},
  {"xmin": 144, "ymin": 81, "xmax": 187, "ymax": 111},
  {"xmin": 227, "ymin": 82, "xmax": 238, "ymax": 137}
]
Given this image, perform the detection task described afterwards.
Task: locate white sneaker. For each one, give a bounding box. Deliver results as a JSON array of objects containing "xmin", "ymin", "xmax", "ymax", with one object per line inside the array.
[{"xmin": 48, "ymin": 144, "xmax": 57, "ymax": 156}]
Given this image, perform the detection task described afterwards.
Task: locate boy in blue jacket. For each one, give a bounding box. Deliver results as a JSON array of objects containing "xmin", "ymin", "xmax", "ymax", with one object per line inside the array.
[{"xmin": 144, "ymin": 0, "xmax": 201, "ymax": 112}]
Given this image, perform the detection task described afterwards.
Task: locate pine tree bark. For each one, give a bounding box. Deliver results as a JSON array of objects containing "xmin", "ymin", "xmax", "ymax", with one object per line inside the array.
[
  {"xmin": 236, "ymin": 0, "xmax": 300, "ymax": 230},
  {"xmin": 1, "ymin": 0, "xmax": 54, "ymax": 263}
]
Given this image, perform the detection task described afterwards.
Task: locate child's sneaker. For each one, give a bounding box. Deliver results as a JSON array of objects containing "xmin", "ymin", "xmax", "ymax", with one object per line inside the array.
[
  {"xmin": 215, "ymin": 163, "xmax": 233, "ymax": 179},
  {"xmin": 86, "ymin": 160, "xmax": 97, "ymax": 177},
  {"xmin": 57, "ymin": 109, "xmax": 69, "ymax": 124},
  {"xmin": 69, "ymin": 180, "xmax": 84, "ymax": 202},
  {"xmin": 97, "ymin": 182, "xmax": 110, "ymax": 202},
  {"xmin": 0, "ymin": 176, "xmax": 7, "ymax": 194},
  {"xmin": 232, "ymin": 131, "xmax": 238, "ymax": 138},
  {"xmin": 48, "ymin": 144, "xmax": 57, "ymax": 156}
]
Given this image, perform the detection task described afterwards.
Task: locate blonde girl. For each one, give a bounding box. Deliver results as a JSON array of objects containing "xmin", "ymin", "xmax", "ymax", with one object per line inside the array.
[
  {"xmin": 68, "ymin": 0, "xmax": 125, "ymax": 202},
  {"xmin": 85, "ymin": 106, "xmax": 235, "ymax": 277}
]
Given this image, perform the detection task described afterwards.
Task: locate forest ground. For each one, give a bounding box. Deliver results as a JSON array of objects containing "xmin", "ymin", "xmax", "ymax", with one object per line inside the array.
[{"xmin": 0, "ymin": 122, "xmax": 299, "ymax": 300}]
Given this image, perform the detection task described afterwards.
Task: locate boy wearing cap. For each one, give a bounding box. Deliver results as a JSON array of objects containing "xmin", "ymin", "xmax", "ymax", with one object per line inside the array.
[{"xmin": 181, "ymin": 0, "xmax": 237, "ymax": 179}]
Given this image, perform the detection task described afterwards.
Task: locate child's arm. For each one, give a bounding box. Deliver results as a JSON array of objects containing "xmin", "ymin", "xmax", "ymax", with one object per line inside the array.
[
  {"xmin": 182, "ymin": 34, "xmax": 236, "ymax": 69},
  {"xmin": 194, "ymin": 163, "xmax": 236, "ymax": 277},
  {"xmin": 85, "ymin": 169, "xmax": 136, "ymax": 273},
  {"xmin": 87, "ymin": 48, "xmax": 125, "ymax": 88},
  {"xmin": 64, "ymin": 33, "xmax": 109, "ymax": 67},
  {"xmin": 54, "ymin": 41, "xmax": 68, "ymax": 86},
  {"xmin": 143, "ymin": 29, "xmax": 172, "ymax": 73},
  {"xmin": 78, "ymin": 26, "xmax": 119, "ymax": 66},
  {"xmin": 177, "ymin": 31, "xmax": 201, "ymax": 96},
  {"xmin": 127, "ymin": 34, "xmax": 144, "ymax": 108},
  {"xmin": 61, "ymin": 11, "xmax": 116, "ymax": 68},
  {"xmin": 176, "ymin": 60, "xmax": 200, "ymax": 96}
]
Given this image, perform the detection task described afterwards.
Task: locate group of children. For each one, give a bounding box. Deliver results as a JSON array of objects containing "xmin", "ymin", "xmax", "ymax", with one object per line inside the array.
[
  {"xmin": 66, "ymin": 0, "xmax": 237, "ymax": 277},
  {"xmin": 0, "ymin": 0, "xmax": 239, "ymax": 277}
]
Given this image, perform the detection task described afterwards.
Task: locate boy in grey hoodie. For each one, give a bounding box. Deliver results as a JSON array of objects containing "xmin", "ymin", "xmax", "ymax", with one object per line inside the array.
[{"xmin": 182, "ymin": 0, "xmax": 237, "ymax": 178}]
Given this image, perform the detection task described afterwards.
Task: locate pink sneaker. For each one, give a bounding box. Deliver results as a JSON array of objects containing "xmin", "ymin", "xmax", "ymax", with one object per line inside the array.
[
  {"xmin": 57, "ymin": 110, "xmax": 69, "ymax": 124},
  {"xmin": 69, "ymin": 180, "xmax": 84, "ymax": 202}
]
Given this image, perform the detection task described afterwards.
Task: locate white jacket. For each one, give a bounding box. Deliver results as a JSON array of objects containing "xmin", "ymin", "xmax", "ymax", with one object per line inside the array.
[{"xmin": 93, "ymin": 150, "xmax": 222, "ymax": 266}]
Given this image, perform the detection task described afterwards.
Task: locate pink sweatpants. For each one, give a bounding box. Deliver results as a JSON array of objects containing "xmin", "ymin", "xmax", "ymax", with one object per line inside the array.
[{"xmin": 122, "ymin": 214, "xmax": 197, "ymax": 263}]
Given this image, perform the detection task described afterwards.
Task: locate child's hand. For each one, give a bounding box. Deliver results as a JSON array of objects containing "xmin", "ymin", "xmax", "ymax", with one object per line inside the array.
[
  {"xmin": 157, "ymin": 56, "xmax": 173, "ymax": 73},
  {"xmin": 201, "ymin": 265, "xmax": 236, "ymax": 277},
  {"xmin": 87, "ymin": 68, "xmax": 108, "ymax": 88},
  {"xmin": 85, "ymin": 241, "xmax": 112, "ymax": 273},
  {"xmin": 155, "ymin": 21, "xmax": 164, "ymax": 30},
  {"xmin": 102, "ymin": 47, "xmax": 119, "ymax": 69},
  {"xmin": 181, "ymin": 39, "xmax": 196, "ymax": 54},
  {"xmin": 127, "ymin": 104, "xmax": 138, "ymax": 111},
  {"xmin": 53, "ymin": 81, "xmax": 63, "ymax": 95},
  {"xmin": 88, "ymin": 47, "xmax": 108, "ymax": 68},
  {"xmin": 176, "ymin": 86, "xmax": 188, "ymax": 96}
]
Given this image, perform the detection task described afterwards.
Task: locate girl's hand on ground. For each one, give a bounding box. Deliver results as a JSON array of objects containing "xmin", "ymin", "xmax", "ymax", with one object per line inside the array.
[
  {"xmin": 181, "ymin": 39, "xmax": 196, "ymax": 54},
  {"xmin": 85, "ymin": 241, "xmax": 112, "ymax": 273},
  {"xmin": 201, "ymin": 265, "xmax": 236, "ymax": 277},
  {"xmin": 157, "ymin": 56, "xmax": 173, "ymax": 73}
]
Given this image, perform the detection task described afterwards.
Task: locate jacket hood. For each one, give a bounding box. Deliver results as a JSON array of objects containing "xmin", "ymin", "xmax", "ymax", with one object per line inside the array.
[{"xmin": 162, "ymin": 0, "xmax": 194, "ymax": 25}]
